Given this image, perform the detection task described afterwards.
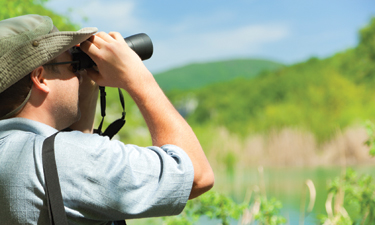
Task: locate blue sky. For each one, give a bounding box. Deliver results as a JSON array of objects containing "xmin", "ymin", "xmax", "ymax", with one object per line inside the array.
[{"xmin": 45, "ymin": 0, "xmax": 375, "ymax": 73}]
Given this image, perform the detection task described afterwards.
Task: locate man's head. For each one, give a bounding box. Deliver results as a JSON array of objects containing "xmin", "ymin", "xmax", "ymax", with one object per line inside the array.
[{"xmin": 0, "ymin": 14, "xmax": 97, "ymax": 126}]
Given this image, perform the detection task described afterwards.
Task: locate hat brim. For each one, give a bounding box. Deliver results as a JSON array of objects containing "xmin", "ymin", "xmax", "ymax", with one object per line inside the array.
[{"xmin": 0, "ymin": 27, "xmax": 98, "ymax": 93}]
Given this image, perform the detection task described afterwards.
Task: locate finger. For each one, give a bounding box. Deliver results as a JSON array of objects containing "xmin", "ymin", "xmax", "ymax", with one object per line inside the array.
[
  {"xmin": 108, "ymin": 32, "xmax": 125, "ymax": 42},
  {"xmin": 80, "ymin": 39, "xmax": 100, "ymax": 58},
  {"xmin": 85, "ymin": 67, "xmax": 102, "ymax": 84},
  {"xmin": 95, "ymin": 31, "xmax": 117, "ymax": 43},
  {"xmin": 87, "ymin": 34, "xmax": 110, "ymax": 49}
]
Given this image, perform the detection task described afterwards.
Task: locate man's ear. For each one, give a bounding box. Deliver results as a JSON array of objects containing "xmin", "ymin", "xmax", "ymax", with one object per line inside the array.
[{"xmin": 30, "ymin": 66, "xmax": 50, "ymax": 93}]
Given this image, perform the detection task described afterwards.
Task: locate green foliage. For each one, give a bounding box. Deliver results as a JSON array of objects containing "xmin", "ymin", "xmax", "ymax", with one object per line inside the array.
[
  {"xmin": 317, "ymin": 120, "xmax": 375, "ymax": 224},
  {"xmin": 223, "ymin": 152, "xmax": 237, "ymax": 176},
  {"xmin": 174, "ymin": 64, "xmax": 374, "ymax": 142},
  {"xmin": 364, "ymin": 120, "xmax": 375, "ymax": 156},
  {"xmin": 317, "ymin": 214, "xmax": 353, "ymax": 225},
  {"xmin": 358, "ymin": 17, "xmax": 375, "ymax": 62},
  {"xmin": 155, "ymin": 59, "xmax": 284, "ymax": 92},
  {"xmin": 0, "ymin": 0, "xmax": 78, "ymax": 31},
  {"xmin": 254, "ymin": 197, "xmax": 287, "ymax": 225},
  {"xmin": 162, "ymin": 190, "xmax": 287, "ymax": 225},
  {"xmin": 162, "ymin": 190, "xmax": 247, "ymax": 225},
  {"xmin": 318, "ymin": 168, "xmax": 375, "ymax": 225}
]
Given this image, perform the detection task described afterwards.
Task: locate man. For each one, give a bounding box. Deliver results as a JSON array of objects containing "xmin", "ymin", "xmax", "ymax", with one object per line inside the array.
[{"xmin": 0, "ymin": 14, "xmax": 214, "ymax": 224}]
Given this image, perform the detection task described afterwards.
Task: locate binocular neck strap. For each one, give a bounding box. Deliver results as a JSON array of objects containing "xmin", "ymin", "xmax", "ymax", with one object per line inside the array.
[{"xmin": 95, "ymin": 86, "xmax": 126, "ymax": 139}]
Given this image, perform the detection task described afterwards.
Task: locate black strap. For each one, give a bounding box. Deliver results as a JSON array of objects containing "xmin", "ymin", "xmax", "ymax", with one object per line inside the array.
[
  {"xmin": 42, "ymin": 133, "xmax": 68, "ymax": 225},
  {"xmin": 42, "ymin": 133, "xmax": 127, "ymax": 225},
  {"xmin": 94, "ymin": 87, "xmax": 126, "ymax": 139}
]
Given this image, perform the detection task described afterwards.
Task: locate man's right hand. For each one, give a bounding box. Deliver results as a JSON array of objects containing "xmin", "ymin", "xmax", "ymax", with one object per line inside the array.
[{"xmin": 79, "ymin": 32, "xmax": 152, "ymax": 92}]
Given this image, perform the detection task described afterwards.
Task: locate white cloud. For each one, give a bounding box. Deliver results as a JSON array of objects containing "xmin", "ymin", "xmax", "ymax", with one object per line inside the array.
[
  {"xmin": 79, "ymin": 1, "xmax": 141, "ymax": 32},
  {"xmin": 148, "ymin": 23, "xmax": 290, "ymax": 72},
  {"xmin": 200, "ymin": 24, "xmax": 290, "ymax": 52},
  {"xmin": 46, "ymin": 0, "xmax": 141, "ymax": 33},
  {"xmin": 166, "ymin": 10, "xmax": 237, "ymax": 34}
]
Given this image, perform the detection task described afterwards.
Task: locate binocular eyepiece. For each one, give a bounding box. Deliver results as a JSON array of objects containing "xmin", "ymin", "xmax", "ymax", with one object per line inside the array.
[{"xmin": 71, "ymin": 33, "xmax": 153, "ymax": 71}]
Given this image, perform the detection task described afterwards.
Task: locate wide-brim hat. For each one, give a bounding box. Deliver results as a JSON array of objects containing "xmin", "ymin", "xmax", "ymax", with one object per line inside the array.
[{"xmin": 0, "ymin": 14, "xmax": 98, "ymax": 93}]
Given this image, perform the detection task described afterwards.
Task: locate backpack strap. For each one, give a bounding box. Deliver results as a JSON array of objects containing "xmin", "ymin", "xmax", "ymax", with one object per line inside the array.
[
  {"xmin": 42, "ymin": 133, "xmax": 127, "ymax": 225},
  {"xmin": 42, "ymin": 132, "xmax": 68, "ymax": 225}
]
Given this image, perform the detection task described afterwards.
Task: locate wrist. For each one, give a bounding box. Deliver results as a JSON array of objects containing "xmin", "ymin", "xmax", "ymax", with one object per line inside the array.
[{"xmin": 122, "ymin": 69, "xmax": 156, "ymax": 95}]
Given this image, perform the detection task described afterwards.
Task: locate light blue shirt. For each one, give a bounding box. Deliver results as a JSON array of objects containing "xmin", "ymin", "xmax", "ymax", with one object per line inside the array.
[{"xmin": 0, "ymin": 118, "xmax": 194, "ymax": 224}]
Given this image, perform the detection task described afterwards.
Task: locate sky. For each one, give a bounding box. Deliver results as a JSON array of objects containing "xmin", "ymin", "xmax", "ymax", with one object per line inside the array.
[{"xmin": 45, "ymin": 0, "xmax": 375, "ymax": 74}]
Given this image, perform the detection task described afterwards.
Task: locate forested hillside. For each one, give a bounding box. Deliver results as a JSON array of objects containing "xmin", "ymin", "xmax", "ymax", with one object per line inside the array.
[
  {"xmin": 154, "ymin": 59, "xmax": 283, "ymax": 91},
  {"xmin": 165, "ymin": 17, "xmax": 375, "ymax": 143}
]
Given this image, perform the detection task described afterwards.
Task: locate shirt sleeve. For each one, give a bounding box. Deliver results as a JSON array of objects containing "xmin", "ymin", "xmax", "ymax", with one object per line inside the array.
[{"xmin": 52, "ymin": 131, "xmax": 194, "ymax": 222}]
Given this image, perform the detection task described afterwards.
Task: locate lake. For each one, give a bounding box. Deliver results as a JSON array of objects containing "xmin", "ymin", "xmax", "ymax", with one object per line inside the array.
[
  {"xmin": 127, "ymin": 166, "xmax": 373, "ymax": 225},
  {"xmin": 215, "ymin": 166, "xmax": 374, "ymax": 225}
]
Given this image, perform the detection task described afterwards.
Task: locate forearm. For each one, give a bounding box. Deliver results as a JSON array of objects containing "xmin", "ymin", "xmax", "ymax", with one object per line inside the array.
[{"xmin": 126, "ymin": 72, "xmax": 214, "ymax": 199}]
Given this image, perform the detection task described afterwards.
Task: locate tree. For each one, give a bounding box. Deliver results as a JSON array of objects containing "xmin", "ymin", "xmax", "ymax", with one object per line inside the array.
[{"xmin": 0, "ymin": 0, "xmax": 78, "ymax": 31}]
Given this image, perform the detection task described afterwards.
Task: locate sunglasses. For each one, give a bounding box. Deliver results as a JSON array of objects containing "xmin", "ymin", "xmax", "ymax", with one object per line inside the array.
[{"xmin": 44, "ymin": 60, "xmax": 81, "ymax": 73}]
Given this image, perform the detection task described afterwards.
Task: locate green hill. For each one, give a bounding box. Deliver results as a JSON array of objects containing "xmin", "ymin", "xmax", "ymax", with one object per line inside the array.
[
  {"xmin": 166, "ymin": 17, "xmax": 375, "ymax": 142},
  {"xmin": 154, "ymin": 59, "xmax": 284, "ymax": 91}
]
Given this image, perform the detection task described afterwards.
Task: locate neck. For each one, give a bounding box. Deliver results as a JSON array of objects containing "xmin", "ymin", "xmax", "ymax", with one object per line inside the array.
[
  {"xmin": 15, "ymin": 90, "xmax": 69, "ymax": 130},
  {"xmin": 16, "ymin": 103, "xmax": 61, "ymax": 130}
]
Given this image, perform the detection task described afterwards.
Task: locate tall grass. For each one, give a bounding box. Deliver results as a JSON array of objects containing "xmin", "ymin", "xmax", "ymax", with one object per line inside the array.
[{"xmin": 194, "ymin": 125, "xmax": 375, "ymax": 172}]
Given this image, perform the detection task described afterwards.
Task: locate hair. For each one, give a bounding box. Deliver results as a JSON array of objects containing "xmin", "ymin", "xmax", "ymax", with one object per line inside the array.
[
  {"xmin": 0, "ymin": 61, "xmax": 60, "ymax": 118},
  {"xmin": 0, "ymin": 74, "xmax": 33, "ymax": 118}
]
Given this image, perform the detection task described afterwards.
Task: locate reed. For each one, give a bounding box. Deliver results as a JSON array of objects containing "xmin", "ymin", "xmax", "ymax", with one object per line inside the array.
[{"xmin": 200, "ymin": 125, "xmax": 375, "ymax": 171}]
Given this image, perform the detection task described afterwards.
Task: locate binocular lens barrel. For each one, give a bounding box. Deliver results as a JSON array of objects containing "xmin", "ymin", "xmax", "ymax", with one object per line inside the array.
[
  {"xmin": 125, "ymin": 33, "xmax": 153, "ymax": 61},
  {"xmin": 72, "ymin": 33, "xmax": 153, "ymax": 71}
]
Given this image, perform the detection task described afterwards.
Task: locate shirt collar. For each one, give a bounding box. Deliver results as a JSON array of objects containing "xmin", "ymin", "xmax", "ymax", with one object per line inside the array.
[{"xmin": 0, "ymin": 118, "xmax": 58, "ymax": 137}]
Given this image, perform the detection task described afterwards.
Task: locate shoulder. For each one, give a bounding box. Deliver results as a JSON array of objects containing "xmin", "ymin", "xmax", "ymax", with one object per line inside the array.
[
  {"xmin": 54, "ymin": 131, "xmax": 110, "ymax": 148},
  {"xmin": 50, "ymin": 131, "xmax": 116, "ymax": 167}
]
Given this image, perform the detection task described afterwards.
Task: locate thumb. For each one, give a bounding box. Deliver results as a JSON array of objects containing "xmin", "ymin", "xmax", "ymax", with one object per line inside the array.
[{"xmin": 85, "ymin": 67, "xmax": 102, "ymax": 84}]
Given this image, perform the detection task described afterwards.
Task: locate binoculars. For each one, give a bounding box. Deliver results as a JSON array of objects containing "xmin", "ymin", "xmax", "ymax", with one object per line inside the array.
[{"xmin": 71, "ymin": 33, "xmax": 153, "ymax": 71}]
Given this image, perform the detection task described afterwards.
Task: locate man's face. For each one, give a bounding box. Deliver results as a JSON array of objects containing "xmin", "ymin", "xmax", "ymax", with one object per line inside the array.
[{"xmin": 45, "ymin": 50, "xmax": 82, "ymax": 128}]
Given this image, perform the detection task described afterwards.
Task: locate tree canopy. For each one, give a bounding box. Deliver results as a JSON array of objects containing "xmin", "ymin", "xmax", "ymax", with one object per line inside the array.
[{"xmin": 0, "ymin": 0, "xmax": 78, "ymax": 31}]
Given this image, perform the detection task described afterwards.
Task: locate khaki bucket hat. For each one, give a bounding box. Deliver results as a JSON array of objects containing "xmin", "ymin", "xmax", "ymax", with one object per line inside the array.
[{"xmin": 0, "ymin": 14, "xmax": 98, "ymax": 93}]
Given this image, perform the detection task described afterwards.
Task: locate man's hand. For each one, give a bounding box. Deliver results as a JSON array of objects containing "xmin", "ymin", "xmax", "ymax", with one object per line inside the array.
[{"xmin": 80, "ymin": 32, "xmax": 152, "ymax": 91}]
